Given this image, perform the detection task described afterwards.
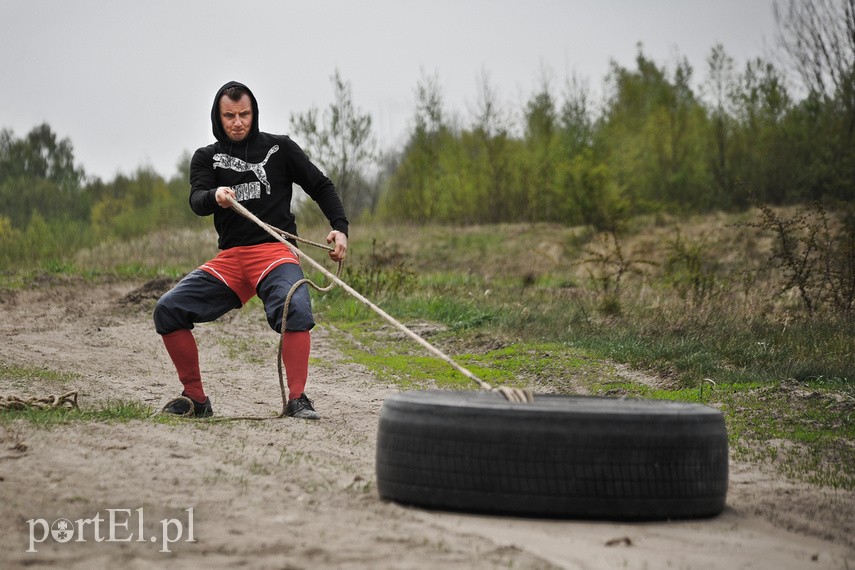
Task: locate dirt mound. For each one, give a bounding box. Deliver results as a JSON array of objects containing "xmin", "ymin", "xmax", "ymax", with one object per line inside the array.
[{"xmin": 118, "ymin": 275, "xmax": 179, "ymax": 307}]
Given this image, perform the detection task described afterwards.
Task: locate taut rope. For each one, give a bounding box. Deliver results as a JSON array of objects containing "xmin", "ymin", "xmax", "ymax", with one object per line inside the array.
[{"xmin": 226, "ymin": 196, "xmax": 533, "ymax": 405}]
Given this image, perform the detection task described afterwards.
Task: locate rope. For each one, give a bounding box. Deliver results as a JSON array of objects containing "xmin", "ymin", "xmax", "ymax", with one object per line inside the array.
[
  {"xmin": 227, "ymin": 196, "xmax": 533, "ymax": 404},
  {"xmin": 275, "ymin": 274, "xmax": 338, "ymax": 416},
  {"xmin": 0, "ymin": 391, "xmax": 79, "ymax": 412},
  {"xmin": 9, "ymin": 204, "xmax": 531, "ymax": 423}
]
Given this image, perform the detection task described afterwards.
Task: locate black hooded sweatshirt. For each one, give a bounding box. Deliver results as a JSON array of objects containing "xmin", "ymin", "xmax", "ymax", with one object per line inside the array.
[{"xmin": 189, "ymin": 81, "xmax": 348, "ymax": 250}]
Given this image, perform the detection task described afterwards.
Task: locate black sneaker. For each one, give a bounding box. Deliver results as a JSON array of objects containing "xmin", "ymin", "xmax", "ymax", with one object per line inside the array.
[
  {"xmin": 285, "ymin": 393, "xmax": 320, "ymax": 420},
  {"xmin": 161, "ymin": 392, "xmax": 213, "ymax": 418}
]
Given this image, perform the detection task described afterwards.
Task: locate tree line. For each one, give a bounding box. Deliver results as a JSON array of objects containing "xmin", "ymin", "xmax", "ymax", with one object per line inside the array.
[
  {"xmin": 376, "ymin": 0, "xmax": 854, "ymax": 228},
  {"xmin": 0, "ymin": 125, "xmax": 203, "ymax": 266},
  {"xmin": 1, "ymin": 0, "xmax": 852, "ymax": 267}
]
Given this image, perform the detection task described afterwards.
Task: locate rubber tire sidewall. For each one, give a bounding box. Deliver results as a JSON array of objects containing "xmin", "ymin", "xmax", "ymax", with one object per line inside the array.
[{"xmin": 375, "ymin": 390, "xmax": 728, "ymax": 520}]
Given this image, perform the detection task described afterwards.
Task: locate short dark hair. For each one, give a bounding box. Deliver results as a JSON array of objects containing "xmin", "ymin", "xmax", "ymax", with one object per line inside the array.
[{"xmin": 222, "ymin": 85, "xmax": 249, "ymax": 102}]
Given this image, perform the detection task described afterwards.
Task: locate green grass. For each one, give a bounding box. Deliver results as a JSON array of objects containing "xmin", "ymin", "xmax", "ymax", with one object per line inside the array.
[
  {"xmin": 718, "ymin": 381, "xmax": 855, "ymax": 489},
  {"xmin": 0, "ymin": 400, "xmax": 153, "ymax": 426},
  {"xmin": 341, "ymin": 346, "xmax": 479, "ymax": 390},
  {"xmin": 1, "ymin": 361, "xmax": 157, "ymax": 425},
  {"xmin": 388, "ymin": 296, "xmax": 498, "ymax": 331},
  {"xmin": 3, "ymin": 212, "xmax": 854, "ymax": 489},
  {"xmin": 0, "ymin": 363, "xmax": 81, "ymax": 387},
  {"xmin": 0, "ymin": 264, "xmax": 189, "ymax": 292}
]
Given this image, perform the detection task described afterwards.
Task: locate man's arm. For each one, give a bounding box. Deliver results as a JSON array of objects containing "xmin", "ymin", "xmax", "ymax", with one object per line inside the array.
[
  {"xmin": 282, "ymin": 137, "xmax": 349, "ymax": 236},
  {"xmin": 188, "ymin": 147, "xmax": 219, "ymax": 216}
]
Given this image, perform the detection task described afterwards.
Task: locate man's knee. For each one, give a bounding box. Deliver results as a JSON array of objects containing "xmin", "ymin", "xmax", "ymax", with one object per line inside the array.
[
  {"xmin": 259, "ymin": 264, "xmax": 316, "ymax": 333},
  {"xmin": 153, "ymin": 270, "xmax": 235, "ymax": 335},
  {"xmin": 153, "ymin": 290, "xmax": 190, "ymax": 335},
  {"xmin": 277, "ymin": 285, "xmax": 315, "ymax": 332}
]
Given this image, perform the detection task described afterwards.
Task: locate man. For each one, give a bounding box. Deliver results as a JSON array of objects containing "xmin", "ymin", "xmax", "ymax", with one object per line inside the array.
[{"xmin": 154, "ymin": 80, "xmax": 348, "ymax": 420}]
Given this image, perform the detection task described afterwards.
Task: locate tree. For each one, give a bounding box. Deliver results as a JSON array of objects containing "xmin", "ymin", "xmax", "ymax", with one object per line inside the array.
[
  {"xmin": 468, "ymin": 69, "xmax": 517, "ymax": 222},
  {"xmin": 599, "ymin": 48, "xmax": 712, "ymax": 212},
  {"xmin": 559, "ymin": 72, "xmax": 595, "ymax": 157},
  {"xmin": 0, "ymin": 124, "xmax": 83, "ymax": 190},
  {"xmin": 0, "ymin": 124, "xmax": 87, "ymax": 227},
  {"xmin": 727, "ymin": 57, "xmax": 793, "ymax": 204},
  {"xmin": 775, "ymin": 0, "xmax": 855, "ymax": 201},
  {"xmin": 521, "ymin": 75, "xmax": 562, "ymax": 221},
  {"xmin": 380, "ymin": 71, "xmax": 452, "ymax": 221},
  {"xmin": 413, "ymin": 68, "xmax": 446, "ymax": 136},
  {"xmin": 775, "ymin": 0, "xmax": 855, "ymax": 101},
  {"xmin": 290, "ymin": 70, "xmax": 378, "ymax": 217},
  {"xmin": 703, "ymin": 44, "xmax": 738, "ymax": 205}
]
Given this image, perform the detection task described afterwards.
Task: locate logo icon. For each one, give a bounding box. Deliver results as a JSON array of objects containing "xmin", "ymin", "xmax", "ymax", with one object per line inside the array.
[{"xmin": 50, "ymin": 519, "xmax": 74, "ymax": 543}]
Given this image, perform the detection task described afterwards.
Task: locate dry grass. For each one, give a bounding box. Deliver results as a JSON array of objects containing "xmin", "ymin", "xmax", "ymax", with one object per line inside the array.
[{"xmin": 73, "ymin": 228, "xmax": 220, "ymax": 276}]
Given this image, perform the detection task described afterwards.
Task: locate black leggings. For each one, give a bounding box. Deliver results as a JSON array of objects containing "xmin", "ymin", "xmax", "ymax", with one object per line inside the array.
[{"xmin": 153, "ymin": 264, "xmax": 314, "ymax": 335}]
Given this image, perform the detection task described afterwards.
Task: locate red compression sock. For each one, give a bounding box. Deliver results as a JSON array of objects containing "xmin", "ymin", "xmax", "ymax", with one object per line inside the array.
[
  {"xmin": 161, "ymin": 329, "xmax": 206, "ymax": 402},
  {"xmin": 281, "ymin": 331, "xmax": 311, "ymax": 401}
]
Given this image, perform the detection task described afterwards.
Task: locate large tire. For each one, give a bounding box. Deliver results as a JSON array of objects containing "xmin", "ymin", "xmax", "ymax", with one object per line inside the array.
[{"xmin": 376, "ymin": 390, "xmax": 728, "ymax": 520}]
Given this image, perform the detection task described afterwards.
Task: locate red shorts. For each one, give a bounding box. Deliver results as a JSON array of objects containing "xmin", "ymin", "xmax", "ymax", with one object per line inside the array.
[{"xmin": 199, "ymin": 242, "xmax": 299, "ymax": 304}]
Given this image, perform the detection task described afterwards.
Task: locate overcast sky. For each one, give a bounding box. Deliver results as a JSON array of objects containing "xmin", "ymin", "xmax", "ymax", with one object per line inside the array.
[{"xmin": 1, "ymin": 0, "xmax": 780, "ymax": 181}]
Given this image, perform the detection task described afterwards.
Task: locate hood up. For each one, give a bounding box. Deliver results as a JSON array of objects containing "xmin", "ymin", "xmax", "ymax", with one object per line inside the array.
[{"xmin": 210, "ymin": 80, "xmax": 260, "ymax": 144}]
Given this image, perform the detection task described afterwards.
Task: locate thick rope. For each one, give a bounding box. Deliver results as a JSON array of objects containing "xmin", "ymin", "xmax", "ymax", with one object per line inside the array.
[
  {"xmin": 0, "ymin": 391, "xmax": 79, "ymax": 412},
  {"xmin": 275, "ymin": 273, "xmax": 338, "ymax": 416},
  {"xmin": 227, "ymin": 197, "xmax": 533, "ymax": 404}
]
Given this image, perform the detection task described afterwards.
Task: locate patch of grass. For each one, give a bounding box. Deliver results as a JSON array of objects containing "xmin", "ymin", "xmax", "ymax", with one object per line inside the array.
[
  {"xmin": 340, "ymin": 345, "xmax": 476, "ymax": 390},
  {"xmin": 0, "ymin": 264, "xmax": 189, "ymax": 291},
  {"xmin": 0, "ymin": 400, "xmax": 153, "ymax": 426},
  {"xmin": 248, "ymin": 460, "xmax": 273, "ymax": 476},
  {"xmin": 218, "ymin": 334, "xmax": 270, "ymax": 365},
  {"xmin": 201, "ymin": 467, "xmax": 249, "ymax": 492},
  {"xmin": 278, "ymin": 447, "xmax": 305, "ymax": 467},
  {"xmin": 313, "ymin": 295, "xmax": 376, "ymax": 324},
  {"xmin": 109, "ymin": 263, "xmax": 186, "ymax": 280},
  {"xmin": 461, "ymin": 343, "xmax": 604, "ymax": 391},
  {"xmin": 0, "ymin": 271, "xmax": 27, "ymax": 290},
  {"xmin": 335, "ymin": 317, "xmax": 627, "ymax": 395},
  {"xmin": 386, "ymin": 295, "xmax": 497, "ymax": 331},
  {"xmin": 416, "ymin": 271, "xmax": 491, "ymax": 291},
  {"xmin": 0, "ymin": 363, "xmax": 81, "ymax": 387},
  {"xmin": 74, "ymin": 228, "xmax": 216, "ymax": 273},
  {"xmin": 721, "ymin": 381, "xmax": 855, "ymax": 489},
  {"xmin": 41, "ymin": 258, "xmax": 77, "ymax": 274}
]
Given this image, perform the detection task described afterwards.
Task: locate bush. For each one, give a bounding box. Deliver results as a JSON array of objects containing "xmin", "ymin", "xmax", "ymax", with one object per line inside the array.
[{"xmin": 748, "ymin": 201, "xmax": 855, "ymax": 316}]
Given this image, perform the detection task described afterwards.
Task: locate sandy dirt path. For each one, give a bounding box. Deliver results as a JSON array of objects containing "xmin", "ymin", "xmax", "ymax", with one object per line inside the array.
[{"xmin": 0, "ymin": 279, "xmax": 853, "ymax": 569}]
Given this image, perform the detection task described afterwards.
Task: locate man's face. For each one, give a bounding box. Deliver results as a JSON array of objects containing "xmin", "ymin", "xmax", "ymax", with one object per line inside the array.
[{"xmin": 219, "ymin": 94, "xmax": 253, "ymax": 143}]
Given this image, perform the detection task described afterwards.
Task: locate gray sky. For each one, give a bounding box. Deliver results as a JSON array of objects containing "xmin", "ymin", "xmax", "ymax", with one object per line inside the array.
[{"xmin": 1, "ymin": 0, "xmax": 779, "ymax": 181}]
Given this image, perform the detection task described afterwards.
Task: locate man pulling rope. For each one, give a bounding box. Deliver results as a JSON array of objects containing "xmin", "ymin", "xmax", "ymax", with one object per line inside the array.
[
  {"xmin": 153, "ymin": 80, "xmax": 529, "ymax": 422},
  {"xmin": 153, "ymin": 81, "xmax": 349, "ymax": 420}
]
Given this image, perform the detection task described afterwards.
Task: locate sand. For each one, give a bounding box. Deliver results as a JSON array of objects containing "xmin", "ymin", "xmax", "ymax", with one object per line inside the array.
[{"xmin": 0, "ymin": 278, "xmax": 852, "ymax": 569}]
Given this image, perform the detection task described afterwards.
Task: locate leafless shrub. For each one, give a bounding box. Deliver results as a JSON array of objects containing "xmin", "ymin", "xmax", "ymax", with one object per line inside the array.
[
  {"xmin": 577, "ymin": 230, "xmax": 656, "ymax": 314},
  {"xmin": 745, "ymin": 201, "xmax": 855, "ymax": 316}
]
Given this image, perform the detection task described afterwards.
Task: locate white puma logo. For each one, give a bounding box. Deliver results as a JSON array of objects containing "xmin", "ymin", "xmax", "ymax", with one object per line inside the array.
[{"xmin": 213, "ymin": 145, "xmax": 279, "ymax": 195}]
